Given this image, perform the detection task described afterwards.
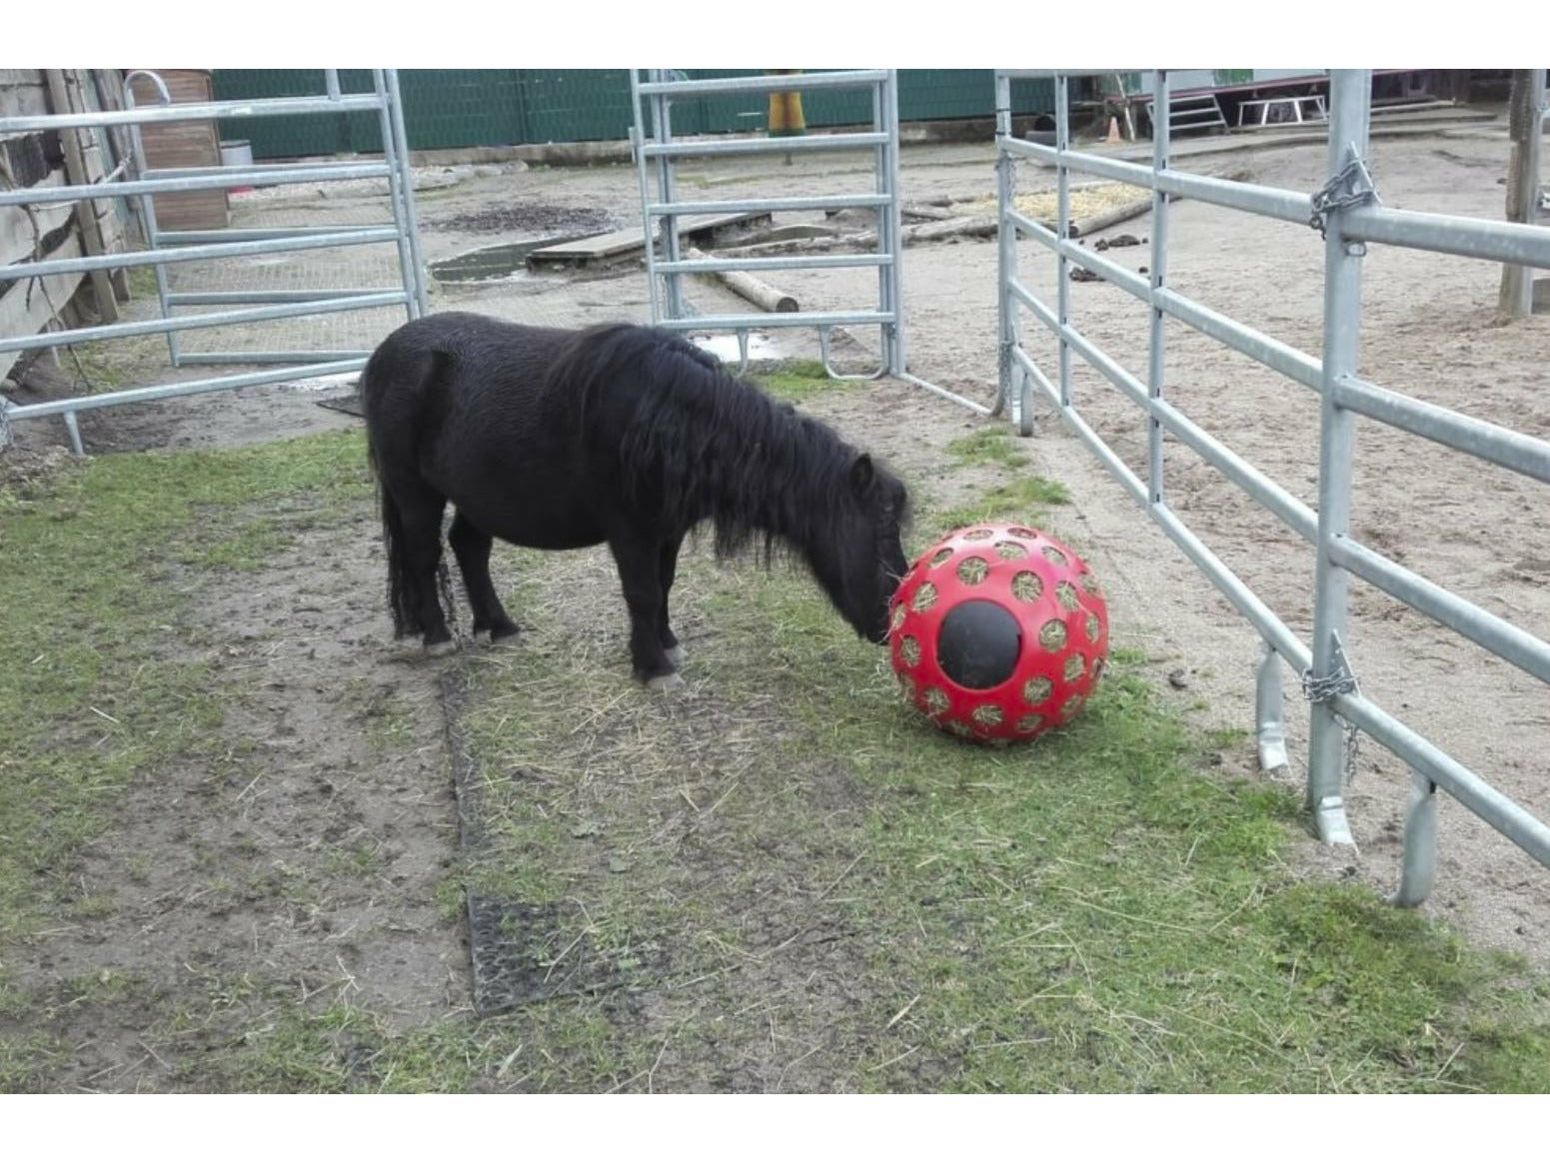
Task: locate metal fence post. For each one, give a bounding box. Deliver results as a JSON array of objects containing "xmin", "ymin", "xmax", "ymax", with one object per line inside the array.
[
  {"xmin": 1054, "ymin": 74, "xmax": 1073, "ymax": 407},
  {"xmin": 1147, "ymin": 70, "xmax": 1170, "ymax": 505},
  {"xmin": 651, "ymin": 71, "xmax": 686, "ymax": 321},
  {"xmin": 1391, "ymin": 769, "xmax": 1439, "ymax": 906},
  {"xmin": 1256, "ymin": 642, "xmax": 1289, "ymax": 772},
  {"xmin": 996, "ymin": 73, "xmax": 1028, "ymax": 434},
  {"xmin": 629, "ymin": 70, "xmax": 662, "ymax": 326},
  {"xmin": 1518, "ymin": 68, "xmax": 1547, "ymax": 318},
  {"xmin": 384, "ymin": 69, "xmax": 428, "ymax": 318},
  {"xmin": 123, "ymin": 71, "xmax": 179, "ymax": 367},
  {"xmin": 1306, "ymin": 68, "xmax": 1371, "ymax": 848},
  {"xmin": 883, "ymin": 70, "xmax": 907, "ymax": 377},
  {"xmin": 373, "ymin": 69, "xmax": 419, "ymax": 324},
  {"xmin": 871, "ymin": 75, "xmax": 891, "ymax": 373}
]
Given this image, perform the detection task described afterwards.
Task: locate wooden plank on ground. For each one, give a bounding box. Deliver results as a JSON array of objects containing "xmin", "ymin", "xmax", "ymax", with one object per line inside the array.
[
  {"xmin": 526, "ymin": 211, "xmax": 772, "ymax": 266},
  {"xmin": 1, "ymin": 170, "xmax": 73, "ymax": 268},
  {"xmin": 0, "ymin": 233, "xmax": 84, "ymax": 382}
]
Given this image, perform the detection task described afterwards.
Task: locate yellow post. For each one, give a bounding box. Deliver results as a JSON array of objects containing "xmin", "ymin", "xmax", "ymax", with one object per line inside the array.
[{"xmin": 768, "ymin": 69, "xmax": 806, "ymax": 138}]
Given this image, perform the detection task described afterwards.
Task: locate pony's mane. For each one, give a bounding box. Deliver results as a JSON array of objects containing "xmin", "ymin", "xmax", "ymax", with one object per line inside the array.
[{"xmin": 547, "ymin": 323, "xmax": 873, "ymax": 562}]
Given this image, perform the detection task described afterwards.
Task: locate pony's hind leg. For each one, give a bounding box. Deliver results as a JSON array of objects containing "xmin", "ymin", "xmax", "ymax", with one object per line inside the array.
[
  {"xmin": 449, "ymin": 512, "xmax": 519, "ymax": 642},
  {"xmin": 659, "ymin": 531, "xmax": 686, "ymax": 667}
]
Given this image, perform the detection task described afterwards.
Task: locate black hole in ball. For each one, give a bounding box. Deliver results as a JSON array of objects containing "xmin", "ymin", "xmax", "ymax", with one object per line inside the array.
[{"xmin": 936, "ymin": 600, "xmax": 1022, "ymax": 690}]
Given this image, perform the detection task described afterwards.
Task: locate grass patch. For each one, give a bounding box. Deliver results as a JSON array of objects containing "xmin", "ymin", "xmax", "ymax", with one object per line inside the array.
[
  {"xmin": 0, "ymin": 430, "xmax": 371, "ymax": 945},
  {"xmin": 934, "ymin": 474, "xmax": 1071, "ymax": 533},
  {"xmin": 434, "ymin": 529, "xmax": 1550, "ymax": 1092},
  {"xmin": 51, "ymin": 335, "xmax": 166, "ymax": 393},
  {"xmin": 0, "ymin": 1031, "xmax": 62, "ymax": 1091},
  {"xmin": 126, "ymin": 266, "xmax": 159, "ymax": 299},
  {"xmin": 754, "ymin": 361, "xmax": 853, "ymax": 404},
  {"xmin": 190, "ymin": 514, "xmax": 294, "ymax": 571},
  {"xmin": 220, "ymin": 994, "xmax": 637, "ymax": 1093},
  {"xmin": 945, "ymin": 427, "xmax": 1031, "ymax": 469}
]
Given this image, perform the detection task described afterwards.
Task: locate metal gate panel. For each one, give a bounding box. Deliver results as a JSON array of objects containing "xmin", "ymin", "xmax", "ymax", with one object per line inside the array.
[
  {"xmin": 1, "ymin": 68, "xmax": 426, "ymax": 455},
  {"xmin": 996, "ymin": 68, "xmax": 1550, "ymax": 903},
  {"xmin": 630, "ymin": 68, "xmax": 990, "ymax": 417}
]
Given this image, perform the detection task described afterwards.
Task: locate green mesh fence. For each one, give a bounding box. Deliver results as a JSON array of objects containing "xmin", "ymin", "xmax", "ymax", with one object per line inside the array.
[
  {"xmin": 210, "ymin": 69, "xmax": 380, "ymax": 158},
  {"xmin": 211, "ymin": 69, "xmax": 1058, "ymax": 159}
]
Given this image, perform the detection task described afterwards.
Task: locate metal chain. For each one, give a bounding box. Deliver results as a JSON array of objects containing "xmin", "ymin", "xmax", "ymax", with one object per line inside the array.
[
  {"xmin": 1301, "ymin": 649, "xmax": 1362, "ymax": 786},
  {"xmin": 1299, "ymin": 668, "xmax": 1357, "ymax": 704},
  {"xmin": 1342, "ymin": 719, "xmax": 1362, "ymax": 786},
  {"xmin": 1309, "ymin": 152, "xmax": 1380, "ymax": 239}
]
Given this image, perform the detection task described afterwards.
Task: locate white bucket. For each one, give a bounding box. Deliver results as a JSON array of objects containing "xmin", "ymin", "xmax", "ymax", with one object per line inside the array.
[
  {"xmin": 219, "ymin": 139, "xmax": 254, "ymax": 168},
  {"xmin": 219, "ymin": 139, "xmax": 254, "ymax": 193}
]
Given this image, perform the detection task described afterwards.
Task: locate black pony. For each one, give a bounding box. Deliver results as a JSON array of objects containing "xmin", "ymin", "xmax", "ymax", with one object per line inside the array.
[{"xmin": 360, "ymin": 312, "xmax": 910, "ymax": 688}]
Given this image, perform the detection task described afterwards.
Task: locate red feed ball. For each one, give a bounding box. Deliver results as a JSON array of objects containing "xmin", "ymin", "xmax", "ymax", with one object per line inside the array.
[{"xmin": 887, "ymin": 522, "xmax": 1109, "ymax": 743}]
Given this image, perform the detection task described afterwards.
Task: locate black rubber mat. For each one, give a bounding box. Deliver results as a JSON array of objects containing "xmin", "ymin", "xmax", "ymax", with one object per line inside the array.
[{"xmin": 440, "ymin": 671, "xmax": 665, "ymax": 1015}]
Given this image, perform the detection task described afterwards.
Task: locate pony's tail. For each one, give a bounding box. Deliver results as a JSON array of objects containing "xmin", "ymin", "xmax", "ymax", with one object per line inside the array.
[
  {"xmin": 364, "ymin": 429, "xmax": 419, "ymax": 640},
  {"xmin": 379, "ymin": 474, "xmax": 421, "ymax": 641},
  {"xmin": 362, "ymin": 349, "xmax": 451, "ymax": 640}
]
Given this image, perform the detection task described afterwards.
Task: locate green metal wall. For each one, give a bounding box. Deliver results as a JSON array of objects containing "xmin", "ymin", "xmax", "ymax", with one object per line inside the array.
[{"xmin": 211, "ymin": 69, "xmax": 1056, "ymax": 159}]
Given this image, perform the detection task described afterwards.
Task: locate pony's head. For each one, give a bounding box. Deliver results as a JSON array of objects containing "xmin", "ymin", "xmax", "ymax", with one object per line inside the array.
[{"xmin": 811, "ymin": 453, "xmax": 910, "ymax": 645}]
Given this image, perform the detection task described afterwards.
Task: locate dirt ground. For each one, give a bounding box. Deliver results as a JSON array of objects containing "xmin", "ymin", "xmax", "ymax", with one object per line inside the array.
[
  {"xmin": 0, "ymin": 451, "xmax": 470, "ymax": 1091},
  {"xmin": 4, "ymin": 123, "xmax": 1548, "ymax": 1090}
]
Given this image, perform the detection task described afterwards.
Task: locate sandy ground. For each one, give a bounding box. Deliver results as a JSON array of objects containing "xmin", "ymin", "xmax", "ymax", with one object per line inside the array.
[{"xmin": 6, "ymin": 124, "xmax": 1548, "ymax": 976}]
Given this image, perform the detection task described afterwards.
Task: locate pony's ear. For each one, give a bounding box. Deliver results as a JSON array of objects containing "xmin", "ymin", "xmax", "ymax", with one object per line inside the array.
[{"xmin": 849, "ymin": 454, "xmax": 875, "ymax": 495}]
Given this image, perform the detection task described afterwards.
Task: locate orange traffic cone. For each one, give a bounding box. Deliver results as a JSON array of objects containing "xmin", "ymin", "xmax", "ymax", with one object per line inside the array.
[{"xmin": 1106, "ymin": 115, "xmax": 1122, "ymax": 144}]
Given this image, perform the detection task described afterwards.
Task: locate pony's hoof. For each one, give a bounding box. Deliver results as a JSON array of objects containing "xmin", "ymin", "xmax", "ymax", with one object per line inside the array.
[
  {"xmin": 647, "ymin": 672, "xmax": 685, "ymax": 693},
  {"xmin": 424, "ymin": 638, "xmax": 458, "ymax": 657},
  {"xmin": 664, "ymin": 645, "xmax": 686, "ymax": 667}
]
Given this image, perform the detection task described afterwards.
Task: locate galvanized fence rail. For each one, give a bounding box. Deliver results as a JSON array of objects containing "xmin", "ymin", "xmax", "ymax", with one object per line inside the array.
[
  {"xmin": 1, "ymin": 68, "xmax": 425, "ymax": 455},
  {"xmin": 630, "ymin": 68, "xmax": 986, "ymax": 416},
  {"xmin": 997, "ymin": 68, "xmax": 1550, "ymax": 904}
]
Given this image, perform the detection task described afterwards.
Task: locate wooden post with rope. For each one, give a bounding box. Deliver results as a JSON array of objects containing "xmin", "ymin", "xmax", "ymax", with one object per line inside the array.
[
  {"xmin": 1497, "ymin": 69, "xmax": 1545, "ymax": 320},
  {"xmin": 43, "ymin": 69, "xmax": 120, "ymax": 323}
]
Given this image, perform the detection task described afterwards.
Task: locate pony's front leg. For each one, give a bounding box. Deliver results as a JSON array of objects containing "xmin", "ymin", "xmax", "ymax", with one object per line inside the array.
[{"xmin": 608, "ymin": 529, "xmax": 679, "ymax": 689}]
